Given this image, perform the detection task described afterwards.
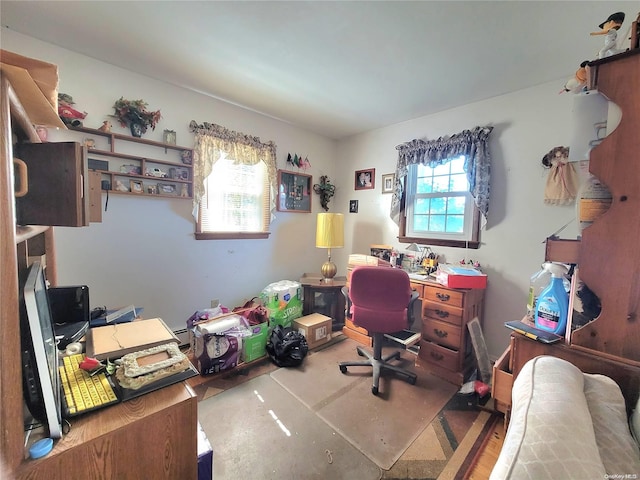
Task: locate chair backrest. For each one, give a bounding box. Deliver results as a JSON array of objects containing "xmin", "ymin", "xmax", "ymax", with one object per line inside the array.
[{"xmin": 349, "ymin": 266, "xmax": 412, "ymax": 334}]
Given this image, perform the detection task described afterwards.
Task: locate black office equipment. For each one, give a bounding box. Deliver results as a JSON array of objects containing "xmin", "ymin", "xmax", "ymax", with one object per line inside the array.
[{"xmin": 49, "ymin": 285, "xmax": 90, "ymax": 349}]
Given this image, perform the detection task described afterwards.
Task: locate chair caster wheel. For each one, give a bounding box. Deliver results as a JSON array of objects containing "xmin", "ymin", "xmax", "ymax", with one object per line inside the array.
[
  {"xmin": 372, "ymin": 386, "xmax": 379, "ymax": 395},
  {"xmin": 357, "ymin": 349, "xmax": 366, "ymax": 357},
  {"xmin": 339, "ymin": 365, "xmax": 347, "ymax": 374}
]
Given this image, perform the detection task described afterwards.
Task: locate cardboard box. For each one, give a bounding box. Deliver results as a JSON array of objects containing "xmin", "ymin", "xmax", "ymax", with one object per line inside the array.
[
  {"xmin": 241, "ymin": 322, "xmax": 269, "ymax": 363},
  {"xmin": 435, "ymin": 265, "xmax": 487, "ymax": 289},
  {"xmin": 294, "ymin": 313, "xmax": 332, "ymax": 349}
]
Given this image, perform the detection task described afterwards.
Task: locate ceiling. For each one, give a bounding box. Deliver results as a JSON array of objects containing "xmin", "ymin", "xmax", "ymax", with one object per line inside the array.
[{"xmin": 1, "ymin": 1, "xmax": 638, "ymax": 139}]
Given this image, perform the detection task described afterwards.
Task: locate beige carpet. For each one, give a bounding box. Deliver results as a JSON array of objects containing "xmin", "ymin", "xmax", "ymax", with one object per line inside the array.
[{"xmin": 270, "ymin": 338, "xmax": 458, "ymax": 470}]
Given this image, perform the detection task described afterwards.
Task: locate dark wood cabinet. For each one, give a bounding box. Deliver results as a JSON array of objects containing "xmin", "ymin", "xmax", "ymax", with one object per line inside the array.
[
  {"xmin": 300, "ymin": 275, "xmax": 346, "ymax": 331},
  {"xmin": 15, "ymin": 141, "xmax": 92, "ymax": 226}
]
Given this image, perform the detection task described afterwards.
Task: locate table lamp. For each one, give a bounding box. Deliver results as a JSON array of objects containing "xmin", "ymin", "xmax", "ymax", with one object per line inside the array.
[{"xmin": 316, "ymin": 213, "xmax": 344, "ymax": 281}]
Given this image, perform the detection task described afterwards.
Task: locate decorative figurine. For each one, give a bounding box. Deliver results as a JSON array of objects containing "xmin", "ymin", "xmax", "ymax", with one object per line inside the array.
[
  {"xmin": 591, "ymin": 12, "xmax": 625, "ymax": 59},
  {"xmin": 98, "ymin": 120, "xmax": 112, "ymax": 132},
  {"xmin": 58, "ymin": 93, "xmax": 87, "ymax": 127}
]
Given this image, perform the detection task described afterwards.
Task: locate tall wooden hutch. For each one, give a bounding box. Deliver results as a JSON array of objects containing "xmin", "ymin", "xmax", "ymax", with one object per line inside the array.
[
  {"xmin": 1, "ymin": 60, "xmax": 197, "ymax": 478},
  {"xmin": 493, "ymin": 49, "xmax": 640, "ymax": 418}
]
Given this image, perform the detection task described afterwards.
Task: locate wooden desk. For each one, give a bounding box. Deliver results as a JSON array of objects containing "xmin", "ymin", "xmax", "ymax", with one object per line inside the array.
[{"xmin": 15, "ymin": 383, "xmax": 197, "ymax": 480}]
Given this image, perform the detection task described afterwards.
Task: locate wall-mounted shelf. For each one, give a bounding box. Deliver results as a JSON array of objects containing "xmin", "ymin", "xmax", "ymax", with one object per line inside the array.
[{"xmin": 69, "ymin": 126, "xmax": 194, "ymax": 199}]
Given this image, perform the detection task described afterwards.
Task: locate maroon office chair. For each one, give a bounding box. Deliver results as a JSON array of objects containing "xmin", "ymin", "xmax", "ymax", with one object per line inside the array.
[{"xmin": 339, "ymin": 266, "xmax": 418, "ymax": 395}]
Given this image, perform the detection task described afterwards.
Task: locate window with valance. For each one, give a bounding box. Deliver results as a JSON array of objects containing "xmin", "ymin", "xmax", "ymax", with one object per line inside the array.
[{"xmin": 391, "ymin": 126, "xmax": 493, "ymax": 248}]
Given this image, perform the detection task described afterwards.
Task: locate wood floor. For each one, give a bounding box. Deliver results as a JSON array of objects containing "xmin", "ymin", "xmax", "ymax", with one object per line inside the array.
[{"xmin": 465, "ymin": 416, "xmax": 505, "ymax": 479}]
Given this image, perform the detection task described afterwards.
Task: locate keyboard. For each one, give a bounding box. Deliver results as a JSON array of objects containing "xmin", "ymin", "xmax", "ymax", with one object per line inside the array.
[{"xmin": 59, "ymin": 353, "xmax": 119, "ymax": 417}]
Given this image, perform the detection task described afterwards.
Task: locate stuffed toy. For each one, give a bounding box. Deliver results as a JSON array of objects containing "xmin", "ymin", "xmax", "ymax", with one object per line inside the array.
[{"xmin": 560, "ymin": 60, "xmax": 590, "ymax": 94}]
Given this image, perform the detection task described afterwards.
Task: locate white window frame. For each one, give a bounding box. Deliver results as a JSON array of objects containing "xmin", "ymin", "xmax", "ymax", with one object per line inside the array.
[{"xmin": 401, "ymin": 156, "xmax": 480, "ymax": 248}]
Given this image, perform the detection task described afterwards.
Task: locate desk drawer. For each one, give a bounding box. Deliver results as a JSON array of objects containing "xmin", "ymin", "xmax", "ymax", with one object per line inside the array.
[
  {"xmin": 410, "ymin": 282, "xmax": 424, "ymax": 298},
  {"xmin": 423, "ymin": 301, "xmax": 463, "ymax": 327},
  {"xmin": 492, "ymin": 346, "xmax": 513, "ymax": 415},
  {"xmin": 423, "ymin": 285, "xmax": 465, "ymax": 308},
  {"xmin": 418, "ymin": 339, "xmax": 458, "ymax": 371},
  {"xmin": 422, "ymin": 318, "xmax": 461, "ymax": 350}
]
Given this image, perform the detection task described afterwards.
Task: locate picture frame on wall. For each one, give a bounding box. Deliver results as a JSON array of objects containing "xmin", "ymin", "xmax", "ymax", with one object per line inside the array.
[
  {"xmin": 355, "ymin": 168, "xmax": 375, "ymax": 190},
  {"xmin": 277, "ymin": 170, "xmax": 312, "ymax": 213},
  {"xmin": 381, "ymin": 173, "xmax": 395, "ymax": 194},
  {"xmin": 130, "ymin": 180, "xmax": 143, "ymax": 194},
  {"xmin": 349, "ymin": 200, "xmax": 359, "ymax": 213}
]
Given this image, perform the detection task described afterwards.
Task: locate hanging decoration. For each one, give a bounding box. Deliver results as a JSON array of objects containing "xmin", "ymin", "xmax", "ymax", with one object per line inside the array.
[
  {"xmin": 542, "ymin": 146, "xmax": 578, "ymax": 205},
  {"xmin": 286, "ymin": 153, "xmax": 311, "ymax": 170},
  {"xmin": 313, "ymin": 175, "xmax": 336, "ymax": 211}
]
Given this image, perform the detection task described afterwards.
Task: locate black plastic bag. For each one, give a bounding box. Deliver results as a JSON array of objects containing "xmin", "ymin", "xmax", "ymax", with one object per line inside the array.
[{"xmin": 266, "ymin": 325, "xmax": 308, "ymax": 367}]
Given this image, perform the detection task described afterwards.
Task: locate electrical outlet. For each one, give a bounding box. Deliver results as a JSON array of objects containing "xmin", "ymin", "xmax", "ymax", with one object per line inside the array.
[{"xmin": 210, "ymin": 299, "xmax": 219, "ymax": 308}]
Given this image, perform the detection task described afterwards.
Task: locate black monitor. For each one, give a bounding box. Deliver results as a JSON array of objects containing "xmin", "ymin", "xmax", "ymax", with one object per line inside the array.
[{"xmin": 20, "ymin": 260, "xmax": 63, "ymax": 438}]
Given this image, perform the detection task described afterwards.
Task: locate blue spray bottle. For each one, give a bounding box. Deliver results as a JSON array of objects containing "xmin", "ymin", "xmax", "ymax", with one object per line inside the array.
[{"xmin": 534, "ymin": 263, "xmax": 569, "ymax": 335}]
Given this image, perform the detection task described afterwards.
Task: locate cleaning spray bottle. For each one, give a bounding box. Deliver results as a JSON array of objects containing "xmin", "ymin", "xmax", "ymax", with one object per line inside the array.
[{"xmin": 534, "ymin": 263, "xmax": 569, "ymax": 335}]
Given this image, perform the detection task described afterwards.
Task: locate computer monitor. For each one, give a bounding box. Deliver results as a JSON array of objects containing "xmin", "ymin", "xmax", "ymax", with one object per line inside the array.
[{"xmin": 20, "ymin": 260, "xmax": 63, "ymax": 438}]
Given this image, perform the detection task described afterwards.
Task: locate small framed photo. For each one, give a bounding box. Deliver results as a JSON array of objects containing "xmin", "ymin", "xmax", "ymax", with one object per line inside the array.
[
  {"xmin": 382, "ymin": 173, "xmax": 395, "ymax": 194},
  {"xmin": 355, "ymin": 168, "xmax": 375, "ymax": 190},
  {"xmin": 349, "ymin": 200, "xmax": 359, "ymax": 213},
  {"xmin": 158, "ymin": 183, "xmax": 176, "ymax": 195},
  {"xmin": 169, "ymin": 167, "xmax": 189, "ymax": 180},
  {"xmin": 147, "ymin": 185, "xmax": 158, "ymax": 194},
  {"xmin": 277, "ymin": 170, "xmax": 312, "ymax": 213},
  {"xmin": 130, "ymin": 180, "xmax": 143, "ymax": 194},
  {"xmin": 163, "ymin": 129, "xmax": 176, "ymax": 145}
]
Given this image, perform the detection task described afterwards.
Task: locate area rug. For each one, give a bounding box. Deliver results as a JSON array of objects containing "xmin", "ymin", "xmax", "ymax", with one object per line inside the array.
[
  {"xmin": 270, "ymin": 338, "xmax": 458, "ymax": 470},
  {"xmin": 198, "ymin": 374, "xmax": 381, "ymax": 479}
]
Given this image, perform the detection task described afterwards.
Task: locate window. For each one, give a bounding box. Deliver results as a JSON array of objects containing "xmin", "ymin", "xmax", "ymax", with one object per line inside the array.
[
  {"xmin": 400, "ymin": 155, "xmax": 480, "ymax": 248},
  {"xmin": 190, "ymin": 121, "xmax": 277, "ymax": 240},
  {"xmin": 197, "ymin": 153, "xmax": 270, "ymax": 239}
]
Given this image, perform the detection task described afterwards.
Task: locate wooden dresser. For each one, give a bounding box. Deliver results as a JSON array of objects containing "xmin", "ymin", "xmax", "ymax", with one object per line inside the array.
[{"xmin": 414, "ymin": 280, "xmax": 485, "ymax": 385}]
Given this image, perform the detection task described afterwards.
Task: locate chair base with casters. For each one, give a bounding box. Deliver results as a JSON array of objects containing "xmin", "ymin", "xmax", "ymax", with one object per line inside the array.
[{"xmin": 339, "ymin": 332, "xmax": 417, "ymax": 395}]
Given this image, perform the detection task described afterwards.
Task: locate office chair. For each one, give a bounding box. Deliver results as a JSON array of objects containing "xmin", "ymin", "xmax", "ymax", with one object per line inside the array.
[{"xmin": 338, "ymin": 266, "xmax": 419, "ymax": 395}]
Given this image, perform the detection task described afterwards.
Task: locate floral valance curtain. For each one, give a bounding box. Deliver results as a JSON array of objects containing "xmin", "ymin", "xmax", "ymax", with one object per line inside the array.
[
  {"xmin": 390, "ymin": 125, "xmax": 493, "ymax": 227},
  {"xmin": 188, "ymin": 120, "xmax": 278, "ymax": 219}
]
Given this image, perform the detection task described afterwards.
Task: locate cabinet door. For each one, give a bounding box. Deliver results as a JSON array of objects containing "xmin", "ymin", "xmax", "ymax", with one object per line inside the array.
[{"xmin": 15, "ymin": 141, "xmax": 90, "ymax": 226}]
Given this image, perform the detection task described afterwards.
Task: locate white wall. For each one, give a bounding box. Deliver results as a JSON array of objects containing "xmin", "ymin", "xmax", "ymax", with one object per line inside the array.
[
  {"xmin": 5, "ymin": 30, "xmax": 584, "ymax": 359},
  {"xmin": 334, "ymin": 83, "xmax": 582, "ymax": 359},
  {"xmin": 3, "ymin": 31, "xmax": 338, "ymax": 334}
]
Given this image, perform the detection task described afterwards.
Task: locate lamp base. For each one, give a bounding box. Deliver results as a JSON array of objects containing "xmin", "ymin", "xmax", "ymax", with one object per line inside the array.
[{"xmin": 321, "ymin": 261, "xmax": 337, "ymax": 281}]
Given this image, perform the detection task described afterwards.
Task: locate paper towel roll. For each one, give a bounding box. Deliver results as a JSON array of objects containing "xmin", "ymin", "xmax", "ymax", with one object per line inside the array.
[{"xmin": 196, "ymin": 315, "xmax": 243, "ymax": 335}]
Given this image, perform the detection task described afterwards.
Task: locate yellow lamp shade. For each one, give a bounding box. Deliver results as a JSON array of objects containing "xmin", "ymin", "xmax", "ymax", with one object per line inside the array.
[{"xmin": 316, "ymin": 213, "xmax": 344, "ymax": 248}]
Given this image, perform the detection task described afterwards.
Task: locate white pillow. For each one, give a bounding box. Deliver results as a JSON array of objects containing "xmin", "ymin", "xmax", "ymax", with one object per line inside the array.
[{"xmin": 630, "ymin": 395, "xmax": 640, "ymax": 448}]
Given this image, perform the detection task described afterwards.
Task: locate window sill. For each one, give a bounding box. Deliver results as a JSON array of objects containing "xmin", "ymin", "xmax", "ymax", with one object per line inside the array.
[
  {"xmin": 398, "ymin": 236, "xmax": 479, "ymax": 249},
  {"xmin": 195, "ymin": 232, "xmax": 270, "ymax": 240}
]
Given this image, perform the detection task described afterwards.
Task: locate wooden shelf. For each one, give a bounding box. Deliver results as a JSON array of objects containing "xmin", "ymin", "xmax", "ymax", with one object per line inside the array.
[{"xmin": 68, "ymin": 126, "xmax": 194, "ymax": 199}]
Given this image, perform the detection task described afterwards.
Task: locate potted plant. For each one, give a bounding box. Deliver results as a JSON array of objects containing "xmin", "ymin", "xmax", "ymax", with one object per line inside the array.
[{"xmin": 112, "ymin": 97, "xmax": 161, "ymax": 137}]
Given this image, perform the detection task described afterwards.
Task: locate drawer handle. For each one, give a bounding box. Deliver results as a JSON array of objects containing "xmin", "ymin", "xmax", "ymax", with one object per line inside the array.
[
  {"xmin": 435, "ymin": 309, "xmax": 449, "ymax": 319},
  {"xmin": 433, "ymin": 328, "xmax": 448, "ymax": 338},
  {"xmin": 436, "ymin": 292, "xmax": 450, "ymax": 302},
  {"xmin": 430, "ymin": 352, "xmax": 444, "ymax": 361}
]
